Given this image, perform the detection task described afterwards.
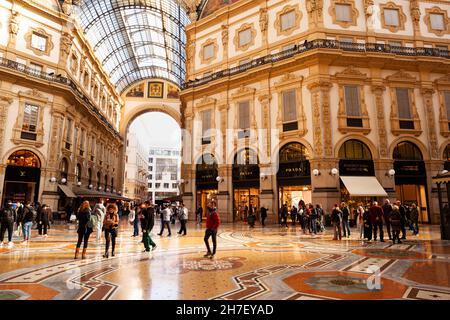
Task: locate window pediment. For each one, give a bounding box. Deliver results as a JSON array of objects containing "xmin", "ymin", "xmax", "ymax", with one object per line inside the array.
[{"xmin": 425, "ymin": 7, "xmax": 449, "ymax": 37}]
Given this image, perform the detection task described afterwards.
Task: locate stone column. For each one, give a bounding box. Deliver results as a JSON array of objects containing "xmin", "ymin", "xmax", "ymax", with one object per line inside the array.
[
  {"xmin": 421, "ymin": 88, "xmax": 439, "ymax": 159},
  {"xmin": 0, "ymin": 96, "xmax": 12, "ymax": 203},
  {"xmin": 371, "ymin": 85, "xmax": 389, "ymax": 158},
  {"xmin": 182, "ymin": 112, "xmax": 195, "ymax": 216}
]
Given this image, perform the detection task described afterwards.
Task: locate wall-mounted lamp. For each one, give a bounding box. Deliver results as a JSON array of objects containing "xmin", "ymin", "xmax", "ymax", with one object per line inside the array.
[
  {"xmin": 98, "ymin": 186, "xmax": 103, "ymax": 191},
  {"xmin": 216, "ymin": 176, "xmax": 224, "ymax": 183},
  {"xmin": 61, "ymin": 178, "xmax": 67, "ymax": 184},
  {"xmin": 88, "ymin": 184, "xmax": 93, "ymax": 189},
  {"xmin": 386, "ymin": 169, "xmax": 396, "ymax": 177},
  {"xmin": 312, "ymin": 169, "xmax": 321, "ymax": 176},
  {"xmin": 329, "ymin": 168, "xmax": 339, "ymax": 176},
  {"xmin": 106, "ymin": 188, "xmax": 110, "ymax": 192},
  {"xmin": 77, "ymin": 181, "xmax": 82, "ymax": 187},
  {"xmin": 113, "ymin": 189, "xmax": 116, "ymax": 193},
  {"xmin": 118, "ymin": 191, "xmax": 122, "ymax": 195},
  {"xmin": 49, "ymin": 177, "xmax": 57, "ymax": 183},
  {"xmin": 441, "ymin": 170, "xmax": 449, "ymax": 175}
]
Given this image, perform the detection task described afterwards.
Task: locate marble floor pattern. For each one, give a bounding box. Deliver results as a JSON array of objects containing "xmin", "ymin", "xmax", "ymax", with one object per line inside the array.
[{"xmin": 0, "ymin": 220, "xmax": 449, "ymax": 300}]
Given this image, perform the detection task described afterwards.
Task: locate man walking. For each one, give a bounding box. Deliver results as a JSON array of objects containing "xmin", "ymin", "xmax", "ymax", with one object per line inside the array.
[
  {"xmin": 370, "ymin": 201, "xmax": 385, "ymax": 242},
  {"xmin": 331, "ymin": 204, "xmax": 342, "ymax": 240},
  {"xmin": 341, "ymin": 202, "xmax": 351, "ymax": 238},
  {"xmin": 204, "ymin": 206, "xmax": 220, "ymax": 259},
  {"xmin": 0, "ymin": 201, "xmax": 16, "ymax": 247},
  {"xmin": 178, "ymin": 203, "xmax": 188, "ymax": 236},
  {"xmin": 382, "ymin": 199, "xmax": 393, "ymax": 240},
  {"xmin": 158, "ymin": 204, "xmax": 172, "ymax": 236},
  {"xmin": 142, "ymin": 201, "xmax": 156, "ymax": 252},
  {"xmin": 93, "ymin": 199, "xmax": 106, "ymax": 241}
]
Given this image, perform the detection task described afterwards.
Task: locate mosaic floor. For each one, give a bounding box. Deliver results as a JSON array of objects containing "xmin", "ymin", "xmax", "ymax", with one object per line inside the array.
[{"xmin": 0, "ymin": 220, "xmax": 449, "ymax": 300}]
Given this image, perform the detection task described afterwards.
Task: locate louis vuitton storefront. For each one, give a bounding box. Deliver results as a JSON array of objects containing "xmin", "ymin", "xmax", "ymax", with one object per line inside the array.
[
  {"xmin": 196, "ymin": 153, "xmax": 218, "ymax": 219},
  {"xmin": 2, "ymin": 150, "xmax": 41, "ymax": 206}
]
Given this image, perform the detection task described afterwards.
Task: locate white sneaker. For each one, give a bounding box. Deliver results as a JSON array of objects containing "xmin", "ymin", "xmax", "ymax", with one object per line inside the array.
[
  {"xmin": 7, "ymin": 242, "xmax": 13, "ymax": 248},
  {"xmin": 44, "ymin": 234, "xmax": 48, "ymax": 238}
]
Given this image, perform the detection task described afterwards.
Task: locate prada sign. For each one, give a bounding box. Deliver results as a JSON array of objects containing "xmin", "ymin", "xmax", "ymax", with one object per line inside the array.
[
  {"xmin": 232, "ymin": 165, "xmax": 259, "ymax": 181},
  {"xmin": 277, "ymin": 161, "xmax": 310, "ymax": 178},
  {"xmin": 394, "ymin": 160, "xmax": 426, "ymax": 177}
]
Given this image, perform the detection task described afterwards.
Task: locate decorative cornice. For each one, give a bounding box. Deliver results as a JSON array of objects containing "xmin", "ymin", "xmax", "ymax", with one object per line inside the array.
[{"xmin": 334, "ymin": 65, "xmax": 367, "ymax": 79}]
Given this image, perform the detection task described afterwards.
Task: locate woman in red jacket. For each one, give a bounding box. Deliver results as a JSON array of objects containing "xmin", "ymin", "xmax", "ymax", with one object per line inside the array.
[{"xmin": 204, "ymin": 206, "xmax": 220, "ymax": 259}]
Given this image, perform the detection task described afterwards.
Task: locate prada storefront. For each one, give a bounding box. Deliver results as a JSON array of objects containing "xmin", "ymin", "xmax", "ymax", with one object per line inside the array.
[
  {"xmin": 393, "ymin": 141, "xmax": 429, "ymax": 223},
  {"xmin": 339, "ymin": 140, "xmax": 387, "ymax": 206},
  {"xmin": 196, "ymin": 153, "xmax": 218, "ymax": 219},
  {"xmin": 2, "ymin": 150, "xmax": 41, "ymax": 206},
  {"xmin": 233, "ymin": 148, "xmax": 260, "ymax": 222},
  {"xmin": 277, "ymin": 142, "xmax": 311, "ymax": 211}
]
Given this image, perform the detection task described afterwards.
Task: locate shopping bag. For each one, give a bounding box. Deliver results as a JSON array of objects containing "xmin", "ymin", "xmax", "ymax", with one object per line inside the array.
[{"xmin": 70, "ymin": 214, "xmax": 77, "ymax": 222}]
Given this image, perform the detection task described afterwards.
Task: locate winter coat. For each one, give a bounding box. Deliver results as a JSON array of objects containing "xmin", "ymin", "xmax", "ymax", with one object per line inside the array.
[
  {"xmin": 0, "ymin": 206, "xmax": 16, "ymax": 223},
  {"xmin": 410, "ymin": 207, "xmax": 419, "ymax": 223},
  {"xmin": 390, "ymin": 209, "xmax": 402, "ymax": 231},
  {"xmin": 162, "ymin": 208, "xmax": 171, "ymax": 222},
  {"xmin": 206, "ymin": 210, "xmax": 221, "ymax": 230},
  {"xmin": 77, "ymin": 208, "xmax": 92, "ymax": 234},
  {"xmin": 369, "ymin": 205, "xmax": 384, "ymax": 224},
  {"xmin": 179, "ymin": 207, "xmax": 188, "ymax": 220}
]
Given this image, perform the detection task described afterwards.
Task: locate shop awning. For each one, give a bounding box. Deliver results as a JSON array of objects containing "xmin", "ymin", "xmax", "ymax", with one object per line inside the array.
[
  {"xmin": 58, "ymin": 184, "xmax": 77, "ymax": 198},
  {"xmin": 72, "ymin": 187, "xmax": 132, "ymax": 201},
  {"xmin": 432, "ymin": 172, "xmax": 450, "ymax": 184},
  {"xmin": 340, "ymin": 176, "xmax": 388, "ymax": 197}
]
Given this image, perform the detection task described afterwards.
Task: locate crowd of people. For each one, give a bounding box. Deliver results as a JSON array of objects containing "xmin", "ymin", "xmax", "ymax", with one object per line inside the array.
[{"xmin": 280, "ymin": 200, "xmax": 326, "ymax": 234}]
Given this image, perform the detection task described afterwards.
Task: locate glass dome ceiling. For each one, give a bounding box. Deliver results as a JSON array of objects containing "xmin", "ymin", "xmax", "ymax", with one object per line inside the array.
[{"xmin": 78, "ymin": 0, "xmax": 190, "ymax": 94}]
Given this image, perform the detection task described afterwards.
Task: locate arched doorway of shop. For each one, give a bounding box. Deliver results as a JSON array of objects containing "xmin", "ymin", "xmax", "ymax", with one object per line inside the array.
[
  {"xmin": 2, "ymin": 150, "xmax": 41, "ymax": 206},
  {"xmin": 393, "ymin": 141, "xmax": 429, "ymax": 223},
  {"xmin": 276, "ymin": 142, "xmax": 311, "ymax": 218},
  {"xmin": 232, "ymin": 148, "xmax": 260, "ymax": 223},
  {"xmin": 122, "ymin": 111, "xmax": 182, "ymax": 205},
  {"xmin": 195, "ymin": 153, "xmax": 218, "ymax": 220}
]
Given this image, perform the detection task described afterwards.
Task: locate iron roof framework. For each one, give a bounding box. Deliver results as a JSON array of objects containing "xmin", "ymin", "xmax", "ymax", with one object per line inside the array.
[{"xmin": 78, "ymin": 0, "xmax": 189, "ymax": 94}]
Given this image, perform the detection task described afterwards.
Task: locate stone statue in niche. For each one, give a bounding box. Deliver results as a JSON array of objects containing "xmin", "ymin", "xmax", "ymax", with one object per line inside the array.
[{"xmin": 259, "ymin": 7, "xmax": 268, "ymax": 33}]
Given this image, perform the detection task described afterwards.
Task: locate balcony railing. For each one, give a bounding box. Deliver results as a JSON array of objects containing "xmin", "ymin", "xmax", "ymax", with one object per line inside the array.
[
  {"xmin": 0, "ymin": 57, "xmax": 121, "ymax": 139},
  {"xmin": 182, "ymin": 39, "xmax": 450, "ymax": 90}
]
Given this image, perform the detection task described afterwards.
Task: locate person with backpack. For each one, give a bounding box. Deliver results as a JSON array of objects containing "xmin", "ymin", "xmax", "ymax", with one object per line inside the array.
[
  {"xmin": 92, "ymin": 199, "xmax": 106, "ymax": 241},
  {"xmin": 177, "ymin": 203, "xmax": 188, "ymax": 235},
  {"xmin": 21, "ymin": 202, "xmax": 36, "ymax": 244},
  {"xmin": 75, "ymin": 200, "xmax": 93, "ymax": 259},
  {"xmin": 0, "ymin": 200, "xmax": 17, "ymax": 247},
  {"xmin": 204, "ymin": 206, "xmax": 220, "ymax": 259},
  {"xmin": 331, "ymin": 204, "xmax": 342, "ymax": 240},
  {"xmin": 142, "ymin": 201, "xmax": 157, "ymax": 252},
  {"xmin": 103, "ymin": 203, "xmax": 119, "ymax": 258},
  {"xmin": 340, "ymin": 202, "xmax": 351, "ymax": 238}
]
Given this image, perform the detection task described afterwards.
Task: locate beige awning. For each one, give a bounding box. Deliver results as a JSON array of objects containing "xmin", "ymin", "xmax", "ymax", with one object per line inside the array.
[
  {"xmin": 58, "ymin": 184, "xmax": 77, "ymax": 198},
  {"xmin": 340, "ymin": 176, "xmax": 388, "ymax": 197}
]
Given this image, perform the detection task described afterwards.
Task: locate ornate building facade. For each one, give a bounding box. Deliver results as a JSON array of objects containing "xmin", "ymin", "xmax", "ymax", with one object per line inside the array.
[
  {"xmin": 0, "ymin": 0, "xmax": 123, "ymax": 210},
  {"xmin": 180, "ymin": 0, "xmax": 450, "ymax": 224},
  {"xmin": 124, "ymin": 132, "xmax": 149, "ymax": 203}
]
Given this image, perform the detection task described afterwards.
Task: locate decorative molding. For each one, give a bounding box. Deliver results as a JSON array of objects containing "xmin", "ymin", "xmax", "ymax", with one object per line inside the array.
[
  {"xmin": 364, "ymin": 0, "xmax": 374, "ymax": 17},
  {"xmin": 259, "ymin": 7, "xmax": 268, "ymax": 41},
  {"xmin": 410, "ymin": 0, "xmax": 421, "ymax": 29},
  {"xmin": 199, "ymin": 38, "xmax": 218, "ymax": 65},
  {"xmin": 274, "ymin": 5, "xmax": 302, "ymax": 37},
  {"xmin": 386, "ymin": 70, "xmax": 417, "ymax": 84},
  {"xmin": 372, "ymin": 85, "xmax": 388, "ymax": 157},
  {"xmin": 380, "ymin": 2, "xmax": 407, "ymax": 33},
  {"xmin": 8, "ymin": 10, "xmax": 19, "ymax": 46},
  {"xmin": 306, "ymin": 0, "xmax": 324, "ymax": 27},
  {"xmin": 334, "ymin": 65, "xmax": 367, "ymax": 80},
  {"xmin": 233, "ymin": 23, "xmax": 256, "ymax": 52},
  {"xmin": 231, "ymin": 85, "xmax": 256, "ymax": 101},
  {"xmin": 437, "ymin": 89, "xmax": 450, "ymax": 138},
  {"xmin": 421, "ymin": 88, "xmax": 439, "ymax": 159},
  {"xmin": 329, "ymin": 0, "xmax": 359, "ymax": 29},
  {"xmin": 388, "ymin": 86, "xmax": 422, "ymax": 137},
  {"xmin": 24, "ymin": 27, "xmax": 54, "ymax": 57},
  {"xmin": 424, "ymin": 6, "xmax": 450, "ymax": 37}
]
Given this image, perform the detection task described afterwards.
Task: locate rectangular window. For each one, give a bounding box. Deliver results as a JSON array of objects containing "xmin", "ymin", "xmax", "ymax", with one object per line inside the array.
[
  {"xmin": 336, "ymin": 4, "xmax": 351, "ymax": 22},
  {"xmin": 444, "ymin": 91, "xmax": 450, "ymax": 121},
  {"xmin": 31, "ymin": 32, "xmax": 47, "ymax": 51},
  {"xmin": 280, "ymin": 10, "xmax": 296, "ymax": 31},
  {"xmin": 396, "ymin": 88, "xmax": 412, "ymax": 119},
  {"xmin": 431, "ymin": 13, "xmax": 445, "ymax": 30},
  {"xmin": 282, "ymin": 89, "xmax": 297, "ymax": 122},
  {"xmin": 344, "ymin": 86, "xmax": 361, "ymax": 117},
  {"xmin": 172, "ymin": 183, "xmax": 178, "ymax": 188},
  {"xmin": 148, "ymin": 183, "xmax": 152, "ymax": 188},
  {"xmin": 239, "ymin": 28, "xmax": 252, "ymax": 47},
  {"xmin": 164, "ymin": 183, "xmax": 169, "ymax": 188},
  {"xmin": 238, "ymin": 101, "xmax": 250, "ymax": 130},
  {"xmin": 201, "ymin": 110, "xmax": 212, "ymax": 136},
  {"xmin": 22, "ymin": 103, "xmax": 39, "ymax": 133},
  {"xmin": 155, "ymin": 183, "xmax": 160, "ymax": 189},
  {"xmin": 203, "ymin": 43, "xmax": 214, "ymax": 60},
  {"xmin": 384, "ymin": 9, "xmax": 399, "ymax": 26}
]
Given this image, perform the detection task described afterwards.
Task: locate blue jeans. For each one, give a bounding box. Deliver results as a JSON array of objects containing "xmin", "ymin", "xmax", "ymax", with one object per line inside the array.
[
  {"xmin": 311, "ymin": 218, "xmax": 317, "ymax": 234},
  {"xmin": 133, "ymin": 218, "xmax": 139, "ymax": 236},
  {"xmin": 342, "ymin": 220, "xmax": 351, "ymax": 237},
  {"xmin": 22, "ymin": 221, "xmax": 33, "ymax": 240}
]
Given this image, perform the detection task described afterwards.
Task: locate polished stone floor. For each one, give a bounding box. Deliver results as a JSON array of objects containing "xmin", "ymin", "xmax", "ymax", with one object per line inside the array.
[{"xmin": 0, "ymin": 219, "xmax": 449, "ymax": 300}]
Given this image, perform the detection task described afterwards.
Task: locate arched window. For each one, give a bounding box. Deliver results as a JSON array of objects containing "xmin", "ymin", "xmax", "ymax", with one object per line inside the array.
[
  {"xmin": 279, "ymin": 142, "xmax": 309, "ymax": 162},
  {"xmin": 7, "ymin": 150, "xmax": 40, "ymax": 168},
  {"xmin": 338, "ymin": 139, "xmax": 372, "ymax": 160},
  {"xmin": 393, "ymin": 141, "xmax": 423, "ymax": 160},
  {"xmin": 234, "ymin": 148, "xmax": 258, "ymax": 165},
  {"xmin": 197, "ymin": 153, "xmax": 217, "ymax": 169}
]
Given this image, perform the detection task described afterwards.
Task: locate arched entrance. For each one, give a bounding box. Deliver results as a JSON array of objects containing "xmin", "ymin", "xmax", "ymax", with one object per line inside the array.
[
  {"xmin": 3, "ymin": 150, "xmax": 41, "ymax": 205},
  {"xmin": 196, "ymin": 153, "xmax": 218, "ymax": 219},
  {"xmin": 338, "ymin": 139, "xmax": 383, "ymax": 206},
  {"xmin": 393, "ymin": 141, "xmax": 429, "ymax": 223},
  {"xmin": 277, "ymin": 142, "xmax": 311, "ymax": 211},
  {"xmin": 232, "ymin": 148, "xmax": 260, "ymax": 222}
]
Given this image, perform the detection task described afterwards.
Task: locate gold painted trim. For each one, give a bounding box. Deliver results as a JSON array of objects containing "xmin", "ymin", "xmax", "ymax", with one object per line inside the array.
[
  {"xmin": 274, "ymin": 5, "xmax": 302, "ymax": 37},
  {"xmin": 200, "ymin": 38, "xmax": 219, "ymax": 65},
  {"xmin": 233, "ymin": 23, "xmax": 257, "ymax": 52},
  {"xmin": 24, "ymin": 27, "xmax": 54, "ymax": 57},
  {"xmin": 380, "ymin": 2, "xmax": 407, "ymax": 33},
  {"xmin": 424, "ymin": 6, "xmax": 450, "ymax": 37},
  {"xmin": 329, "ymin": 0, "xmax": 359, "ymax": 29}
]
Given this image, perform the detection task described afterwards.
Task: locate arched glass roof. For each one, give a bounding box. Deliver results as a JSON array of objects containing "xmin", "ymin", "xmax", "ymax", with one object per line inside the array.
[{"xmin": 78, "ymin": 0, "xmax": 189, "ymax": 94}]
